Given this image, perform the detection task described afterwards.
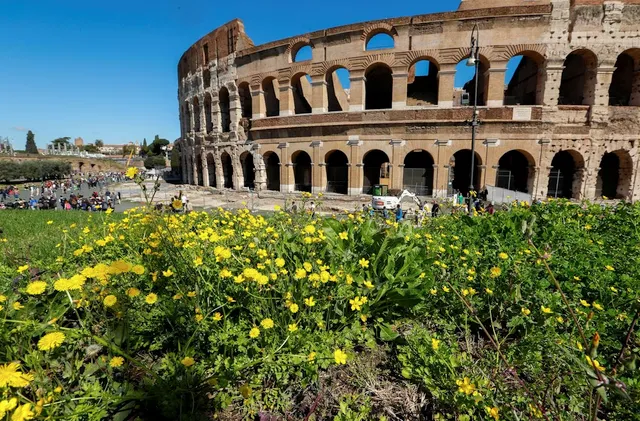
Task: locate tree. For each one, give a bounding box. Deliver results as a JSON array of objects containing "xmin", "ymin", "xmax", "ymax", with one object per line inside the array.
[
  {"xmin": 150, "ymin": 135, "xmax": 170, "ymax": 156},
  {"xmin": 122, "ymin": 145, "xmax": 136, "ymax": 157},
  {"xmin": 83, "ymin": 144, "xmax": 100, "ymax": 153},
  {"xmin": 25, "ymin": 130, "xmax": 39, "ymax": 154},
  {"xmin": 52, "ymin": 137, "xmax": 71, "ymax": 148},
  {"xmin": 94, "ymin": 139, "xmax": 104, "ymax": 148},
  {"xmin": 140, "ymin": 138, "xmax": 149, "ymax": 157},
  {"xmin": 144, "ymin": 155, "xmax": 166, "ymax": 169},
  {"xmin": 170, "ymin": 147, "xmax": 181, "ymax": 172}
]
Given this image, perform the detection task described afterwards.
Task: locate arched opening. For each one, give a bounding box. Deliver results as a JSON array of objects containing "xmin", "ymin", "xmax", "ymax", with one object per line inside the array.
[
  {"xmin": 365, "ymin": 64, "xmax": 393, "ymax": 110},
  {"xmin": 496, "ymin": 150, "xmax": 533, "ymax": 193},
  {"xmin": 326, "ymin": 67, "xmax": 351, "ymax": 112},
  {"xmin": 609, "ymin": 51, "xmax": 640, "ymax": 106},
  {"xmin": 207, "ymin": 153, "xmax": 216, "ymax": 187},
  {"xmin": 196, "ymin": 155, "xmax": 204, "ymax": 186},
  {"xmin": 451, "ymin": 150, "xmax": 482, "ymax": 196},
  {"xmin": 363, "ymin": 149, "xmax": 390, "ymax": 194},
  {"xmin": 203, "ymin": 69, "xmax": 211, "ymax": 88},
  {"xmin": 204, "ymin": 94, "xmax": 213, "ymax": 133},
  {"xmin": 407, "ymin": 60, "xmax": 439, "ymax": 106},
  {"xmin": 596, "ymin": 150, "xmax": 633, "ymax": 199},
  {"xmin": 238, "ymin": 82, "xmax": 253, "ymax": 118},
  {"xmin": 455, "ymin": 56, "xmax": 489, "ymax": 106},
  {"xmin": 292, "ymin": 151, "xmax": 312, "ymax": 192},
  {"xmin": 264, "ymin": 152, "xmax": 280, "ymax": 191},
  {"xmin": 193, "ymin": 97, "xmax": 201, "ymax": 132},
  {"xmin": 403, "ymin": 150, "xmax": 434, "ymax": 196},
  {"xmin": 366, "ymin": 33, "xmax": 394, "ymax": 51},
  {"xmin": 241, "ymin": 152, "xmax": 255, "ymax": 189},
  {"xmin": 183, "ymin": 103, "xmax": 191, "ymax": 133},
  {"xmin": 262, "ymin": 77, "xmax": 280, "ymax": 117},
  {"xmin": 292, "ymin": 73, "xmax": 312, "ymax": 114},
  {"xmin": 547, "ymin": 150, "xmax": 584, "ymax": 199},
  {"xmin": 221, "ymin": 152, "xmax": 234, "ymax": 189},
  {"xmin": 558, "ymin": 50, "xmax": 597, "ymax": 105},
  {"xmin": 325, "ymin": 150, "xmax": 349, "ymax": 194},
  {"xmin": 293, "ymin": 45, "xmax": 312, "ymax": 62},
  {"xmin": 219, "ymin": 87, "xmax": 231, "ymax": 133},
  {"xmin": 504, "ymin": 52, "xmax": 544, "ymax": 105}
]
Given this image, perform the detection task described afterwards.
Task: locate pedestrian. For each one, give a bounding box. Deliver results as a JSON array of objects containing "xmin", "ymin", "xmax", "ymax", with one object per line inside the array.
[
  {"xmin": 431, "ymin": 201, "xmax": 440, "ymax": 217},
  {"xmin": 487, "ymin": 201, "xmax": 495, "ymax": 215},
  {"xmin": 309, "ymin": 201, "xmax": 316, "ymax": 218},
  {"xmin": 291, "ymin": 201, "xmax": 298, "ymax": 214},
  {"xmin": 395, "ymin": 204, "xmax": 403, "ymax": 222},
  {"xmin": 185, "ymin": 200, "xmax": 193, "ymax": 213},
  {"xmin": 382, "ymin": 206, "xmax": 388, "ymax": 219}
]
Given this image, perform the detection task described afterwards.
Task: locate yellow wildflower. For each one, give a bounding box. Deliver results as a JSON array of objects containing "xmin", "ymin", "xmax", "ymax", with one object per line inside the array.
[
  {"xmin": 126, "ymin": 288, "xmax": 140, "ymax": 298},
  {"xmin": 103, "ymin": 295, "xmax": 117, "ymax": 307},
  {"xmin": 131, "ymin": 265, "xmax": 145, "ymax": 275},
  {"xmin": 289, "ymin": 303, "xmax": 299, "ymax": 313},
  {"xmin": 37, "ymin": 332, "xmax": 65, "ymax": 351},
  {"xmin": 181, "ymin": 357, "xmax": 195, "ymax": 367},
  {"xmin": 456, "ymin": 377, "xmax": 476, "ymax": 395},
  {"xmin": 288, "ymin": 323, "xmax": 298, "ymax": 332},
  {"xmin": 485, "ymin": 406, "xmax": 499, "ymax": 420},
  {"xmin": 25, "ymin": 281, "xmax": 47, "ymax": 295},
  {"xmin": 541, "ymin": 306, "xmax": 552, "ymax": 314},
  {"xmin": 498, "ymin": 252, "xmax": 508, "ymax": 260},
  {"xmin": 304, "ymin": 297, "xmax": 316, "ymax": 307},
  {"xmin": 586, "ymin": 356, "xmax": 605, "ymax": 372},
  {"xmin": 125, "ymin": 167, "xmax": 139, "ymax": 179},
  {"xmin": 431, "ymin": 338, "xmax": 440, "ymax": 351},
  {"xmin": 359, "ymin": 258, "xmax": 369, "ymax": 268},
  {"xmin": 10, "ymin": 403, "xmax": 34, "ymax": 421},
  {"xmin": 490, "ymin": 267, "xmax": 502, "ymax": 278},
  {"xmin": 334, "ymin": 348, "xmax": 347, "ymax": 365},
  {"xmin": 145, "ymin": 293, "xmax": 158, "ymax": 305},
  {"xmin": 109, "ymin": 357, "xmax": 124, "ymax": 368},
  {"xmin": 339, "ymin": 231, "xmax": 348, "ymax": 240},
  {"xmin": 521, "ymin": 307, "xmax": 531, "ymax": 316},
  {"xmin": 0, "ymin": 363, "xmax": 34, "ymax": 388},
  {"xmin": 261, "ymin": 318, "xmax": 274, "ymax": 329},
  {"xmin": 17, "ymin": 265, "xmax": 29, "ymax": 274},
  {"xmin": 249, "ymin": 327, "xmax": 260, "ymax": 338}
]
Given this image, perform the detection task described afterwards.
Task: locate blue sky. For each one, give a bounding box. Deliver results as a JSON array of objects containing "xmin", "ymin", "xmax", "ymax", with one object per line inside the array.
[{"xmin": 1, "ymin": 0, "xmax": 518, "ymax": 150}]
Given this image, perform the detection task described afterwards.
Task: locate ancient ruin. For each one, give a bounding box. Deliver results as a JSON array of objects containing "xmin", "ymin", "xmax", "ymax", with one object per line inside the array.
[{"xmin": 176, "ymin": 0, "xmax": 640, "ymax": 201}]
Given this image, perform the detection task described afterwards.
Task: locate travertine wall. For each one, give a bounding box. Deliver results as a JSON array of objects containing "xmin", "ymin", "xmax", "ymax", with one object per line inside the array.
[{"xmin": 176, "ymin": 0, "xmax": 640, "ymax": 201}]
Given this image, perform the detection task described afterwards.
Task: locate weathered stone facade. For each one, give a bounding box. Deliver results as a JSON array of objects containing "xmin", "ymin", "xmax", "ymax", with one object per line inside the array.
[{"xmin": 176, "ymin": 0, "xmax": 640, "ymax": 201}]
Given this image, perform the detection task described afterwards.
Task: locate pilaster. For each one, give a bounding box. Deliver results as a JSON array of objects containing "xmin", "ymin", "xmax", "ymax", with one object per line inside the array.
[
  {"xmin": 392, "ymin": 71, "xmax": 408, "ymax": 109},
  {"xmin": 347, "ymin": 136, "xmax": 363, "ymax": 195},
  {"xmin": 486, "ymin": 64, "xmax": 507, "ymax": 107},
  {"xmin": 349, "ymin": 71, "xmax": 365, "ymax": 112},
  {"xmin": 311, "ymin": 75, "xmax": 328, "ymax": 113},
  {"xmin": 437, "ymin": 65, "xmax": 456, "ymax": 108}
]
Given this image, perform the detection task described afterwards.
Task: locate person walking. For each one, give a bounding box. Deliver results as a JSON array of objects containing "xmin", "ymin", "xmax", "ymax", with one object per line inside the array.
[
  {"xmin": 431, "ymin": 201, "xmax": 440, "ymax": 218},
  {"xmin": 395, "ymin": 204, "xmax": 403, "ymax": 222},
  {"xmin": 309, "ymin": 201, "xmax": 316, "ymax": 218}
]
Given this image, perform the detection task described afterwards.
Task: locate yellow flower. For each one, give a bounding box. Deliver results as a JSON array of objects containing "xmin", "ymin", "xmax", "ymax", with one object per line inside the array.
[
  {"xmin": 46, "ymin": 220, "xmax": 53, "ymax": 225},
  {"xmin": 125, "ymin": 167, "xmax": 139, "ymax": 179},
  {"xmin": 193, "ymin": 257, "xmax": 203, "ymax": 267},
  {"xmin": 25, "ymin": 281, "xmax": 47, "ymax": 295},
  {"xmin": 304, "ymin": 225, "xmax": 316, "ymax": 235},
  {"xmin": 181, "ymin": 357, "xmax": 195, "ymax": 367},
  {"xmin": 131, "ymin": 265, "xmax": 145, "ymax": 275},
  {"xmin": 363, "ymin": 280, "xmax": 374, "ymax": 289},
  {"xmin": 456, "ymin": 377, "xmax": 476, "ymax": 395},
  {"xmin": 304, "ymin": 296, "xmax": 316, "ymax": 307},
  {"xmin": 521, "ymin": 307, "xmax": 531, "ymax": 316},
  {"xmin": 187, "ymin": 291, "xmax": 196, "ymax": 297},
  {"xmin": 0, "ymin": 295, "xmax": 6, "ymax": 303},
  {"xmin": 485, "ymin": 288, "xmax": 493, "ymax": 295},
  {"xmin": 490, "ymin": 267, "xmax": 502, "ymax": 278},
  {"xmin": 586, "ymin": 356, "xmax": 605, "ymax": 372},
  {"xmin": 334, "ymin": 348, "xmax": 347, "ymax": 365},
  {"xmin": 339, "ymin": 231, "xmax": 348, "ymax": 240},
  {"xmin": 103, "ymin": 295, "xmax": 117, "ymax": 307},
  {"xmin": 294, "ymin": 268, "xmax": 307, "ymax": 279},
  {"xmin": 37, "ymin": 331, "xmax": 65, "ymax": 351},
  {"xmin": 610, "ymin": 286, "xmax": 618, "ymax": 293},
  {"xmin": 308, "ymin": 352, "xmax": 316, "ymax": 362},
  {"xmin": 0, "ymin": 362, "xmax": 34, "ymax": 388},
  {"xmin": 17, "ymin": 265, "xmax": 29, "ymax": 274},
  {"xmin": 260, "ymin": 318, "xmax": 274, "ymax": 329},
  {"xmin": 605, "ymin": 265, "xmax": 614, "ymax": 271},
  {"xmin": 275, "ymin": 258, "xmax": 285, "ymax": 268},
  {"xmin": 126, "ymin": 288, "xmax": 140, "ymax": 298},
  {"xmin": 359, "ymin": 258, "xmax": 369, "ymax": 268},
  {"xmin": 249, "ymin": 327, "xmax": 260, "ymax": 338},
  {"xmin": 110, "ymin": 260, "xmax": 131, "ymax": 274},
  {"xmin": 556, "ymin": 316, "xmax": 564, "ymax": 323},
  {"xmin": 274, "ymin": 205, "xmax": 281, "ymax": 211},
  {"xmin": 431, "ymin": 338, "xmax": 440, "ymax": 351},
  {"xmin": 213, "ymin": 312, "xmax": 223, "ymax": 321},
  {"xmin": 173, "ymin": 293, "xmax": 183, "ymax": 300},
  {"xmin": 593, "ymin": 302, "xmax": 603, "ymax": 311},
  {"xmin": 289, "ymin": 303, "xmax": 299, "ymax": 313},
  {"xmin": 430, "ymin": 289, "xmax": 437, "ymax": 295},
  {"xmin": 486, "ymin": 406, "xmax": 499, "ymax": 420},
  {"xmin": 580, "ymin": 300, "xmax": 590, "ymax": 307},
  {"xmin": 498, "ymin": 252, "xmax": 508, "ymax": 260},
  {"xmin": 172, "ymin": 199, "xmax": 183, "ymax": 210},
  {"xmin": 162, "ymin": 269, "xmax": 174, "ymax": 277},
  {"xmin": 195, "ymin": 314, "xmax": 204, "ymax": 322},
  {"xmin": 145, "ymin": 293, "xmax": 158, "ymax": 305},
  {"xmin": 12, "ymin": 302, "xmax": 24, "ymax": 310},
  {"xmin": 288, "ymin": 323, "xmax": 298, "ymax": 332},
  {"xmin": 109, "ymin": 357, "xmax": 124, "ymax": 368},
  {"xmin": 303, "ymin": 262, "xmax": 313, "ymax": 272},
  {"xmin": 0, "ymin": 398, "xmax": 18, "ymax": 418},
  {"xmin": 10, "ymin": 403, "xmax": 34, "ymax": 421},
  {"xmin": 541, "ymin": 306, "xmax": 552, "ymax": 314},
  {"xmin": 442, "ymin": 286, "xmax": 450, "ymax": 293}
]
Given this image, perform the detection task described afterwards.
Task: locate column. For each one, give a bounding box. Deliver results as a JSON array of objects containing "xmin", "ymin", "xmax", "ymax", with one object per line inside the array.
[
  {"xmin": 232, "ymin": 147, "xmax": 243, "ymax": 190},
  {"xmin": 434, "ymin": 140, "xmax": 452, "ymax": 197},
  {"xmin": 181, "ymin": 153, "xmax": 187, "ymax": 184},
  {"xmin": 392, "ymin": 70, "xmax": 408, "ymax": 109},
  {"xmin": 278, "ymin": 142, "xmax": 293, "ymax": 192},
  {"xmin": 279, "ymin": 80, "xmax": 294, "ymax": 116},
  {"xmin": 437, "ymin": 65, "xmax": 456, "ymax": 108},
  {"xmin": 390, "ymin": 140, "xmax": 405, "ymax": 190},
  {"xmin": 198, "ymin": 95, "xmax": 206, "ymax": 134},
  {"xmin": 591, "ymin": 66, "xmax": 616, "ymax": 124},
  {"xmin": 187, "ymin": 149, "xmax": 194, "ymax": 185},
  {"xmin": 311, "ymin": 75, "xmax": 328, "ymax": 113},
  {"xmin": 201, "ymin": 151, "xmax": 209, "ymax": 187},
  {"xmin": 486, "ymin": 64, "xmax": 507, "ymax": 107},
  {"xmin": 349, "ymin": 71, "xmax": 365, "ymax": 112},
  {"xmin": 534, "ymin": 139, "xmax": 552, "ymax": 199},
  {"xmin": 251, "ymin": 86, "xmax": 265, "ymax": 119},
  {"xmin": 188, "ymin": 103, "xmax": 195, "ymax": 134},
  {"xmin": 311, "ymin": 141, "xmax": 324, "ymax": 193},
  {"xmin": 211, "ymin": 94, "xmax": 220, "ymax": 134},
  {"xmin": 214, "ymin": 149, "xmax": 224, "ymax": 190},
  {"xmin": 347, "ymin": 136, "xmax": 363, "ymax": 195},
  {"xmin": 541, "ymin": 62, "xmax": 565, "ymax": 107},
  {"xmin": 229, "ymin": 90, "xmax": 241, "ymax": 133},
  {"xmin": 192, "ymin": 151, "xmax": 199, "ymax": 186}
]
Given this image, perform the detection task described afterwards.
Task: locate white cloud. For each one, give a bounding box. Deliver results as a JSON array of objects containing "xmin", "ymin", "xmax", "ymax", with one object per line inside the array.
[{"xmin": 11, "ymin": 126, "xmax": 29, "ymax": 132}]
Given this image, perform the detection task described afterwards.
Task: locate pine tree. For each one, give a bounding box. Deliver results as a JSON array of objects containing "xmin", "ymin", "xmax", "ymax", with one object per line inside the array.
[{"xmin": 25, "ymin": 130, "xmax": 39, "ymax": 154}]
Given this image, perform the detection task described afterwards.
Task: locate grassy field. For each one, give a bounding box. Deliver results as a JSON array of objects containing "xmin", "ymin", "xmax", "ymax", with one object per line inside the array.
[{"xmin": 0, "ymin": 210, "xmax": 125, "ymax": 266}]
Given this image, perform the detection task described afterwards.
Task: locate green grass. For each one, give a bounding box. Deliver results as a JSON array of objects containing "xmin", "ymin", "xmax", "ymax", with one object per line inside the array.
[{"xmin": 0, "ymin": 210, "xmax": 124, "ymax": 267}]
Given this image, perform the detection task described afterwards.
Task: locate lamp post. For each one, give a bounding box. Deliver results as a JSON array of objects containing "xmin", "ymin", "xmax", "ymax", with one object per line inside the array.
[{"xmin": 466, "ymin": 23, "xmax": 481, "ymax": 215}]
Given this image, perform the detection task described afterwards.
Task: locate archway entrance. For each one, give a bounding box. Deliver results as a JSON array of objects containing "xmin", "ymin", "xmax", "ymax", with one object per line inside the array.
[
  {"xmin": 451, "ymin": 150, "xmax": 481, "ymax": 196},
  {"xmin": 264, "ymin": 152, "xmax": 280, "ymax": 191},
  {"xmin": 207, "ymin": 153, "xmax": 216, "ymax": 188},
  {"xmin": 196, "ymin": 155, "xmax": 204, "ymax": 186},
  {"xmin": 558, "ymin": 50, "xmax": 597, "ymax": 105},
  {"xmin": 221, "ymin": 152, "xmax": 234, "ymax": 189},
  {"xmin": 325, "ymin": 150, "xmax": 348, "ymax": 194},
  {"xmin": 504, "ymin": 53, "xmax": 544, "ymax": 105},
  {"xmin": 363, "ymin": 150, "xmax": 390, "ymax": 194},
  {"xmin": 496, "ymin": 150, "xmax": 532, "ymax": 193},
  {"xmin": 365, "ymin": 64, "xmax": 392, "ymax": 110},
  {"xmin": 596, "ymin": 150, "xmax": 633, "ymax": 199},
  {"xmin": 241, "ymin": 152, "xmax": 255, "ymax": 189},
  {"xmin": 403, "ymin": 150, "xmax": 434, "ymax": 196},
  {"xmin": 292, "ymin": 151, "xmax": 312, "ymax": 192},
  {"xmin": 547, "ymin": 150, "xmax": 583, "ymax": 199},
  {"xmin": 407, "ymin": 60, "xmax": 439, "ymax": 106}
]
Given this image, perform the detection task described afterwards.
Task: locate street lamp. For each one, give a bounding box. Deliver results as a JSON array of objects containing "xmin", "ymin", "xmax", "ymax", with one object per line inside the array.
[{"xmin": 466, "ymin": 23, "xmax": 481, "ymax": 215}]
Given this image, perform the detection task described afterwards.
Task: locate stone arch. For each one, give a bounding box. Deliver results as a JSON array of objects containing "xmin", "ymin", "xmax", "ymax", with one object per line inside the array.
[
  {"xmin": 240, "ymin": 151, "xmax": 256, "ymax": 189},
  {"xmin": 193, "ymin": 97, "xmax": 201, "ymax": 132},
  {"xmin": 596, "ymin": 150, "xmax": 634, "ymax": 199},
  {"xmin": 504, "ymin": 51, "xmax": 546, "ymax": 106},
  {"xmin": 362, "ymin": 23, "xmax": 396, "ymax": 50},
  {"xmin": 221, "ymin": 151, "xmax": 234, "ymax": 189},
  {"xmin": 325, "ymin": 149, "xmax": 349, "ymax": 194},
  {"xmin": 547, "ymin": 150, "xmax": 585, "ymax": 199},
  {"xmin": 263, "ymin": 151, "xmax": 280, "ymax": 191},
  {"xmin": 219, "ymin": 87, "xmax": 231, "ymax": 133},
  {"xmin": 292, "ymin": 44, "xmax": 313, "ymax": 63},
  {"xmin": 366, "ymin": 33, "xmax": 395, "ymax": 51},
  {"xmin": 403, "ymin": 150, "xmax": 434, "ymax": 196},
  {"xmin": 455, "ymin": 54, "xmax": 491, "ymax": 106},
  {"xmin": 451, "ymin": 149, "xmax": 482, "ymax": 195},
  {"xmin": 363, "ymin": 149, "xmax": 390, "ymax": 194},
  {"xmin": 407, "ymin": 58, "xmax": 440, "ymax": 106},
  {"xmin": 292, "ymin": 150, "xmax": 312, "ymax": 192},
  {"xmin": 558, "ymin": 49, "xmax": 598, "ymax": 106},
  {"xmin": 204, "ymin": 93, "xmax": 213, "ymax": 133},
  {"xmin": 326, "ymin": 66, "xmax": 351, "ymax": 112},
  {"xmin": 291, "ymin": 72, "xmax": 312, "ymax": 114},
  {"xmin": 206, "ymin": 152, "xmax": 216, "ymax": 188},
  {"xmin": 496, "ymin": 150, "xmax": 536, "ymax": 193},
  {"xmin": 365, "ymin": 63, "xmax": 393, "ymax": 110},
  {"xmin": 196, "ymin": 153, "xmax": 204, "ymax": 186},
  {"xmin": 262, "ymin": 76, "xmax": 280, "ymax": 117},
  {"xmin": 286, "ymin": 37, "xmax": 312, "ymax": 61},
  {"xmin": 184, "ymin": 101, "xmax": 191, "ymax": 132},
  {"xmin": 609, "ymin": 49, "xmax": 640, "ymax": 106},
  {"xmin": 238, "ymin": 82, "xmax": 252, "ymax": 118}
]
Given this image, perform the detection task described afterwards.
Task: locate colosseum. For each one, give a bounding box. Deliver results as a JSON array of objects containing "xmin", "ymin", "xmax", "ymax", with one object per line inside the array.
[{"xmin": 175, "ymin": 0, "xmax": 640, "ymax": 202}]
